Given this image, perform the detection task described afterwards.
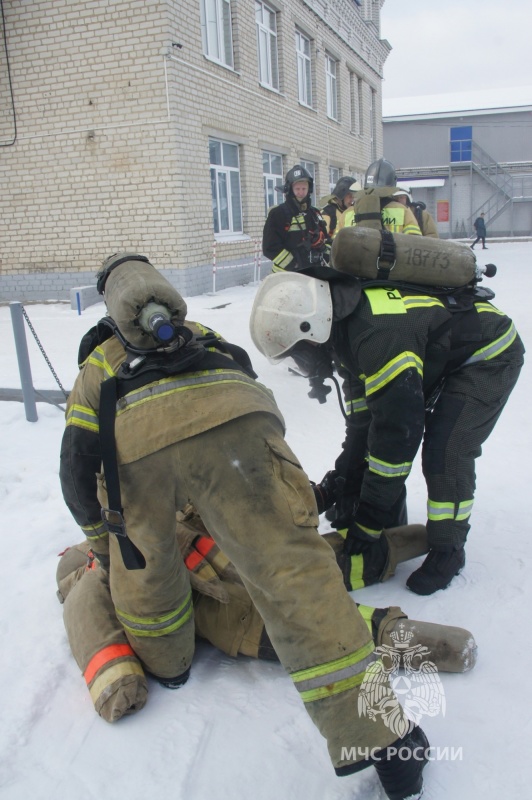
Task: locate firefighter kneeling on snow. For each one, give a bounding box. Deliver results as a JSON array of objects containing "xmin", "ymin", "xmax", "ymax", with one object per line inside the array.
[{"xmin": 60, "ymin": 253, "xmax": 470, "ymax": 800}]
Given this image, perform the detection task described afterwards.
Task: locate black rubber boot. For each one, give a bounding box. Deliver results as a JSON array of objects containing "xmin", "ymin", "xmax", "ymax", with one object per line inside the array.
[
  {"xmin": 147, "ymin": 666, "xmax": 191, "ymax": 689},
  {"xmin": 373, "ymin": 725, "xmax": 429, "ymax": 800},
  {"xmin": 406, "ymin": 548, "xmax": 465, "ymax": 596}
]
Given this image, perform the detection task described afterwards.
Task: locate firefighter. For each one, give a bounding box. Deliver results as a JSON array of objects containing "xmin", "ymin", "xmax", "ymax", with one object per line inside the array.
[
  {"xmin": 320, "ymin": 176, "xmax": 358, "ymax": 239},
  {"xmin": 56, "ymin": 506, "xmax": 477, "ymax": 723},
  {"xmin": 250, "ymin": 270, "xmax": 524, "ymax": 597},
  {"xmin": 337, "ymin": 159, "xmax": 422, "ymax": 236},
  {"xmin": 393, "ymin": 188, "xmax": 439, "ymax": 238},
  {"xmin": 59, "ymin": 252, "xmax": 430, "ymax": 798},
  {"xmin": 262, "ymin": 164, "xmax": 330, "ymax": 272}
]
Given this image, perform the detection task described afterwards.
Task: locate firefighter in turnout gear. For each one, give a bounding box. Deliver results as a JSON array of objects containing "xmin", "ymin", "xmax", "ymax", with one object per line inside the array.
[
  {"xmin": 59, "ymin": 252, "xmax": 430, "ymax": 796},
  {"xmin": 337, "ymin": 159, "xmax": 422, "ymax": 236},
  {"xmin": 262, "ymin": 164, "xmax": 330, "ymax": 272},
  {"xmin": 56, "ymin": 506, "xmax": 477, "ymax": 722},
  {"xmin": 393, "ymin": 188, "xmax": 439, "ymax": 238},
  {"xmin": 320, "ymin": 176, "xmax": 359, "ymax": 239},
  {"xmin": 250, "ymin": 270, "xmax": 524, "ymax": 597}
]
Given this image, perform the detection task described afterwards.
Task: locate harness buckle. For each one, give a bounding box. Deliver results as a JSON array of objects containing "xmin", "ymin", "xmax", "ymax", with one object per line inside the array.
[{"xmin": 101, "ymin": 507, "xmax": 128, "ymax": 537}]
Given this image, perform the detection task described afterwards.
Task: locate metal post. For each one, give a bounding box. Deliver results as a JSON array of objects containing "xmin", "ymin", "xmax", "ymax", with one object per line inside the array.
[{"xmin": 9, "ymin": 302, "xmax": 38, "ymax": 422}]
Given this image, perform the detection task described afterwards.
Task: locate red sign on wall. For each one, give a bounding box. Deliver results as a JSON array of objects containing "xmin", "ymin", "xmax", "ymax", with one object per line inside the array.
[{"xmin": 437, "ymin": 201, "xmax": 449, "ymax": 222}]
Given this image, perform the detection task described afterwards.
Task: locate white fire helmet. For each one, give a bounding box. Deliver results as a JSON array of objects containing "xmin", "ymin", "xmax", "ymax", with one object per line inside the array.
[{"xmin": 249, "ymin": 272, "xmax": 333, "ymax": 362}]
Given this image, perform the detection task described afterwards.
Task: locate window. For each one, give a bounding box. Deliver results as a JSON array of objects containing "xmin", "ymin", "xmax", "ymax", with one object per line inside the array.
[
  {"xmin": 295, "ymin": 30, "xmax": 312, "ymax": 107},
  {"xmin": 349, "ymin": 71, "xmax": 362, "ymax": 134},
  {"xmin": 329, "ymin": 166, "xmax": 340, "ymax": 193},
  {"xmin": 325, "ymin": 55, "xmax": 338, "ymax": 120},
  {"xmin": 263, "ymin": 151, "xmax": 283, "ymax": 215},
  {"xmin": 370, "ymin": 88, "xmax": 377, "ymax": 160},
  {"xmin": 201, "ymin": 0, "xmax": 234, "ymax": 69},
  {"xmin": 256, "ymin": 1, "xmax": 279, "ymax": 91},
  {"xmin": 450, "ymin": 126, "xmax": 473, "ymax": 162},
  {"xmin": 300, "ymin": 159, "xmax": 316, "ymax": 205},
  {"xmin": 209, "ymin": 138, "xmax": 242, "ymax": 235}
]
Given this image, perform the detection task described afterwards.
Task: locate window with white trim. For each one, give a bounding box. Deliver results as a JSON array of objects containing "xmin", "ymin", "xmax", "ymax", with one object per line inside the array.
[
  {"xmin": 256, "ymin": 1, "xmax": 279, "ymax": 91},
  {"xmin": 200, "ymin": 0, "xmax": 234, "ymax": 69},
  {"xmin": 263, "ymin": 151, "xmax": 283, "ymax": 215},
  {"xmin": 349, "ymin": 71, "xmax": 362, "ymax": 134},
  {"xmin": 325, "ymin": 54, "xmax": 338, "ymax": 121},
  {"xmin": 370, "ymin": 88, "xmax": 377, "ymax": 160},
  {"xmin": 209, "ymin": 138, "xmax": 242, "ymax": 235},
  {"xmin": 329, "ymin": 166, "xmax": 340, "ymax": 193},
  {"xmin": 300, "ymin": 159, "xmax": 316, "ymax": 205},
  {"xmin": 295, "ymin": 30, "xmax": 312, "ymax": 107}
]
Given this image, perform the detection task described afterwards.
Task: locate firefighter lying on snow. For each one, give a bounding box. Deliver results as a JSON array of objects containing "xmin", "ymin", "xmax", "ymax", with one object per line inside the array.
[{"xmin": 56, "ymin": 505, "xmax": 477, "ymax": 723}]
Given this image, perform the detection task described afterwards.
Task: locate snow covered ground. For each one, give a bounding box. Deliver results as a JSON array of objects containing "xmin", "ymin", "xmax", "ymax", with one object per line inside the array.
[{"xmin": 0, "ymin": 241, "xmax": 530, "ymax": 800}]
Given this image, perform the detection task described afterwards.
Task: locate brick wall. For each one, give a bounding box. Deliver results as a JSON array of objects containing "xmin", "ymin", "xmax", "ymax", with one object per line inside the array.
[{"xmin": 1, "ymin": 0, "xmax": 388, "ymax": 301}]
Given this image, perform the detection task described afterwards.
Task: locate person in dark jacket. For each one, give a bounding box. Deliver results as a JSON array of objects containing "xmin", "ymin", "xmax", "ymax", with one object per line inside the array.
[
  {"xmin": 471, "ymin": 213, "xmax": 488, "ymax": 249},
  {"xmin": 250, "ymin": 270, "xmax": 524, "ymax": 596},
  {"xmin": 262, "ymin": 164, "xmax": 330, "ymax": 272}
]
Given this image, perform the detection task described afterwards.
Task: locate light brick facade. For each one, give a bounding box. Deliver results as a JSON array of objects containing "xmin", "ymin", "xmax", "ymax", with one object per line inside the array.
[{"xmin": 1, "ymin": 0, "xmax": 389, "ymax": 301}]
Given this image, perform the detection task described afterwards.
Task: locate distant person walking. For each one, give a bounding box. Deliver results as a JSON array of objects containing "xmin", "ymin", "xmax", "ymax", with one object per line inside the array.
[{"xmin": 471, "ymin": 212, "xmax": 488, "ymax": 249}]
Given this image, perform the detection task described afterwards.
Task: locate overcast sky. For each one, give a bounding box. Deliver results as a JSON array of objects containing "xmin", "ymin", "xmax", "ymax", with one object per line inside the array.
[{"xmin": 380, "ymin": 0, "xmax": 532, "ymax": 99}]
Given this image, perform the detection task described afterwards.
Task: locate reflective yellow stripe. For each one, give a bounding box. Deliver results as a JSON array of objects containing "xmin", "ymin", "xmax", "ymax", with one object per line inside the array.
[
  {"xmin": 117, "ymin": 370, "xmax": 274, "ymax": 415},
  {"xmin": 356, "ymin": 521, "xmax": 382, "ymax": 538},
  {"xmin": 365, "ymin": 351, "xmax": 423, "ymax": 396},
  {"xmin": 463, "ymin": 322, "xmax": 517, "ymax": 365},
  {"xmin": 273, "ymin": 248, "xmax": 295, "ymax": 271},
  {"xmin": 292, "ymin": 640, "xmax": 375, "ymax": 703},
  {"xmin": 82, "ymin": 520, "xmax": 108, "ymax": 542},
  {"xmin": 368, "ymin": 454, "xmax": 412, "ymax": 478},
  {"xmin": 117, "ymin": 592, "xmax": 193, "ymax": 638},
  {"xmin": 66, "ymin": 403, "xmax": 99, "ymax": 432},
  {"xmin": 474, "ymin": 302, "xmax": 505, "ymax": 316},
  {"xmin": 402, "ymin": 223, "xmax": 422, "ymax": 236},
  {"xmin": 87, "ymin": 346, "xmax": 117, "ymax": 378},
  {"xmin": 288, "ymin": 213, "xmax": 306, "ymax": 231},
  {"xmin": 357, "ymin": 604, "xmax": 375, "ymax": 636},
  {"xmin": 88, "ymin": 661, "xmax": 144, "ymax": 704},
  {"xmin": 346, "ymin": 396, "xmax": 368, "ymax": 414},
  {"xmin": 402, "ymin": 295, "xmax": 445, "ymax": 310},
  {"xmin": 350, "ymin": 554, "xmax": 365, "ymax": 590},
  {"xmin": 428, "ymin": 498, "xmax": 474, "ymax": 522}
]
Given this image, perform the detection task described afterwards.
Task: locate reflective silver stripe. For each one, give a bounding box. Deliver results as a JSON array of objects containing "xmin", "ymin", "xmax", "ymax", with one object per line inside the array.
[
  {"xmin": 368, "ymin": 454, "xmax": 412, "ymax": 478},
  {"xmin": 403, "ymin": 296, "xmax": 445, "ymax": 309},
  {"xmin": 463, "ymin": 323, "xmax": 517, "ymax": 365},
  {"xmin": 456, "ymin": 499, "xmax": 474, "ymax": 520},
  {"xmin": 87, "ymin": 347, "xmax": 116, "ymax": 377},
  {"xmin": 82, "ymin": 521, "xmax": 108, "ymax": 541},
  {"xmin": 294, "ymin": 650, "xmax": 376, "ymax": 695},
  {"xmin": 365, "ymin": 352, "xmax": 423, "ymax": 396},
  {"xmin": 427, "ymin": 499, "xmax": 474, "ymax": 522},
  {"xmin": 116, "ymin": 593, "xmax": 193, "ymax": 638},
  {"xmin": 346, "ymin": 396, "xmax": 368, "ymax": 414},
  {"xmin": 118, "ymin": 370, "xmax": 272, "ymax": 413}
]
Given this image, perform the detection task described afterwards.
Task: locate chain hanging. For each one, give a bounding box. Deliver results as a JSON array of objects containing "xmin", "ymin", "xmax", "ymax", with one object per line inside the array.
[{"xmin": 21, "ymin": 306, "xmax": 69, "ymax": 399}]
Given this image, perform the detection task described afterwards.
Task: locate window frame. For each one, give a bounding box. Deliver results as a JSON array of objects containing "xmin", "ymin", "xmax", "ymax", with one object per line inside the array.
[
  {"xmin": 325, "ymin": 54, "xmax": 338, "ymax": 121},
  {"xmin": 200, "ymin": 0, "xmax": 234, "ymax": 70},
  {"xmin": 262, "ymin": 151, "xmax": 284, "ymax": 216},
  {"xmin": 209, "ymin": 138, "xmax": 243, "ymax": 238},
  {"xmin": 295, "ymin": 30, "xmax": 312, "ymax": 108},
  {"xmin": 256, "ymin": 1, "xmax": 279, "ymax": 91},
  {"xmin": 328, "ymin": 166, "xmax": 340, "ymax": 194}
]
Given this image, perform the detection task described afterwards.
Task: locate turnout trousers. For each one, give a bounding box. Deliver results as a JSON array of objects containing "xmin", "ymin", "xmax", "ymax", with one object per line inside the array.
[
  {"xmin": 100, "ymin": 412, "xmax": 405, "ymax": 770},
  {"xmin": 422, "ymin": 342, "xmax": 524, "ymax": 550}
]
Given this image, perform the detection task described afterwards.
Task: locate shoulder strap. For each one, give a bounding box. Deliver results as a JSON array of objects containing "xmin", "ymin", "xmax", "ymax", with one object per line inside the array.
[{"xmin": 99, "ymin": 377, "xmax": 146, "ymax": 570}]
